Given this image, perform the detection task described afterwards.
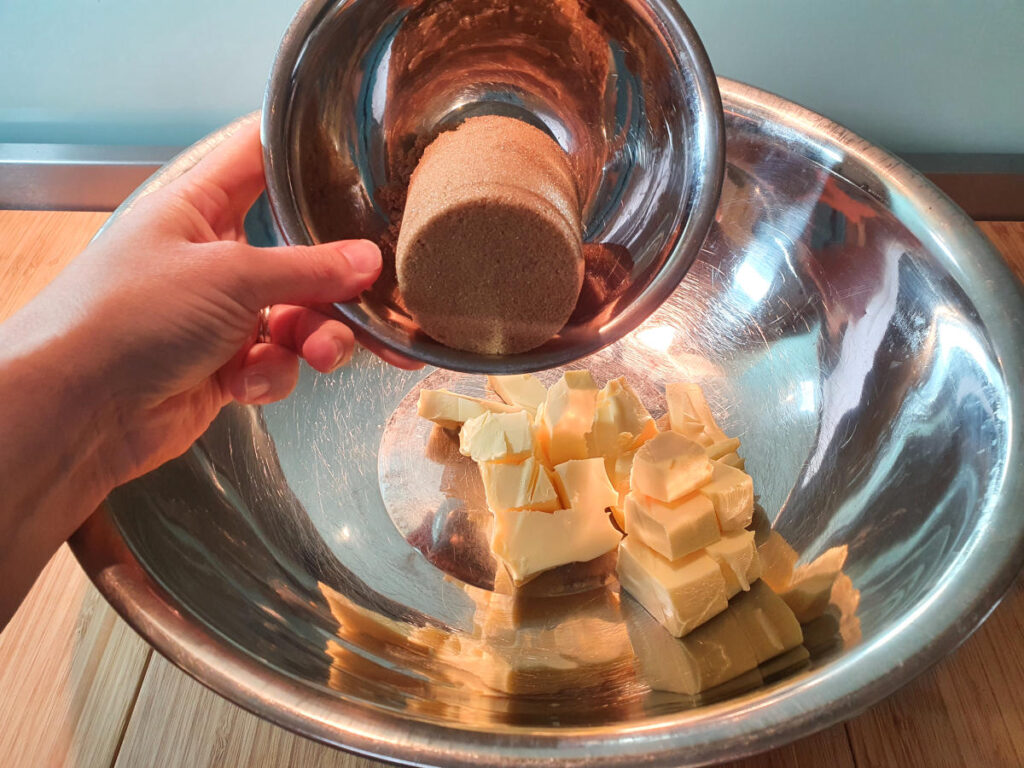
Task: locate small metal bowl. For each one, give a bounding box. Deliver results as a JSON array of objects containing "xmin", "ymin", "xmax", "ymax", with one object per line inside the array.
[{"xmin": 261, "ymin": 0, "xmax": 724, "ymax": 373}]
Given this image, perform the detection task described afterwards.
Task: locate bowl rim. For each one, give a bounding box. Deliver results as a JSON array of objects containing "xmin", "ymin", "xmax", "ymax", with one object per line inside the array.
[
  {"xmin": 258, "ymin": 0, "xmax": 727, "ymax": 374},
  {"xmin": 71, "ymin": 77, "xmax": 1024, "ymax": 767}
]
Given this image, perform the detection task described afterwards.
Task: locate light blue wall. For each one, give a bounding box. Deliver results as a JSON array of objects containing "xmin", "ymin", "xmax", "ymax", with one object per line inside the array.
[{"xmin": 1, "ymin": 0, "xmax": 1022, "ymax": 153}]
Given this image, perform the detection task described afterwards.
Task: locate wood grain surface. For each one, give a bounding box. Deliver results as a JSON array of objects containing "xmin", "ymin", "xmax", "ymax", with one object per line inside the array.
[{"xmin": 0, "ymin": 211, "xmax": 1021, "ymax": 768}]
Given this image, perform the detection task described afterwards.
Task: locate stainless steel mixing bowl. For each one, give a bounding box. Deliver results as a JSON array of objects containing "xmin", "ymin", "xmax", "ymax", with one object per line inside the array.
[
  {"xmin": 261, "ymin": 0, "xmax": 725, "ymax": 373},
  {"xmin": 72, "ymin": 81, "xmax": 1024, "ymax": 766}
]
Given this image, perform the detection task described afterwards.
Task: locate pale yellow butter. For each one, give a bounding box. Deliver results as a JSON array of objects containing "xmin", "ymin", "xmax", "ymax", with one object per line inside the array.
[
  {"xmin": 605, "ymin": 450, "xmax": 635, "ymax": 496},
  {"xmin": 729, "ymin": 581, "xmax": 804, "ymax": 663},
  {"xmin": 705, "ymin": 436, "xmax": 741, "ymax": 460},
  {"xmin": 616, "ymin": 536, "xmax": 729, "ymax": 637},
  {"xmin": 671, "ymin": 415, "xmax": 713, "ymax": 447},
  {"xmin": 491, "ymin": 505, "xmax": 622, "ymax": 584},
  {"xmin": 454, "ymin": 587, "xmax": 634, "ymax": 695},
  {"xmin": 418, "ymin": 388, "xmax": 520, "ymax": 430},
  {"xmin": 606, "ymin": 450, "xmax": 635, "ymax": 529},
  {"xmin": 758, "ymin": 530, "xmax": 799, "ymax": 592},
  {"xmin": 704, "ymin": 528, "xmax": 761, "ymax": 596},
  {"xmin": 666, "ymin": 382, "xmax": 728, "ymax": 442},
  {"xmin": 459, "ymin": 410, "xmax": 533, "ymax": 463},
  {"xmin": 623, "ymin": 491, "xmax": 719, "ymax": 562},
  {"xmin": 699, "ymin": 459, "xmax": 754, "ymax": 531},
  {"xmin": 622, "ymin": 595, "xmax": 759, "ymax": 695},
  {"xmin": 719, "ymin": 451, "xmax": 746, "ymax": 471},
  {"xmin": 480, "ymin": 456, "xmax": 560, "ymax": 514},
  {"xmin": 781, "ymin": 545, "xmax": 847, "ymax": 622},
  {"xmin": 552, "ymin": 457, "xmax": 618, "ymax": 515},
  {"xmin": 538, "ymin": 371, "xmax": 599, "ymax": 466},
  {"xmin": 587, "ymin": 376, "xmax": 658, "ymax": 457},
  {"xmin": 629, "ymin": 431, "xmax": 713, "ymax": 503},
  {"xmin": 487, "ymin": 374, "xmax": 547, "ymax": 416}
]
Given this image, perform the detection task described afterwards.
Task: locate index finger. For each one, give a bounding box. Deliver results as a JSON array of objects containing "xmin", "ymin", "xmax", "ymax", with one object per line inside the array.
[{"xmin": 176, "ymin": 114, "xmax": 267, "ymax": 223}]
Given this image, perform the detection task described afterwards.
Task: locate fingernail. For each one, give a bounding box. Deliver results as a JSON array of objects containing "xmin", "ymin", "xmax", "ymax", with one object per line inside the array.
[
  {"xmin": 331, "ymin": 338, "xmax": 350, "ymax": 369},
  {"xmin": 243, "ymin": 374, "xmax": 271, "ymax": 401},
  {"xmin": 341, "ymin": 241, "xmax": 382, "ymax": 277}
]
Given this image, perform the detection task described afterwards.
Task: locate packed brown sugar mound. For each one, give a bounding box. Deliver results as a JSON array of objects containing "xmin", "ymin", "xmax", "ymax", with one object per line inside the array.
[{"xmin": 395, "ymin": 115, "xmax": 584, "ymax": 355}]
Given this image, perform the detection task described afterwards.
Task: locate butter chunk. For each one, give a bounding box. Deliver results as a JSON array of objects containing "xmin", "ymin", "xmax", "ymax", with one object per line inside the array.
[
  {"xmin": 666, "ymin": 382, "xmax": 728, "ymax": 442},
  {"xmin": 706, "ymin": 436, "xmax": 741, "ymax": 460},
  {"xmin": 616, "ymin": 536, "xmax": 729, "ymax": 637},
  {"xmin": 587, "ymin": 377, "xmax": 658, "ymax": 457},
  {"xmin": 487, "ymin": 374, "xmax": 547, "ymax": 416},
  {"xmin": 459, "ymin": 410, "xmax": 534, "ymax": 463},
  {"xmin": 623, "ymin": 491, "xmax": 719, "ymax": 562},
  {"xmin": 704, "ymin": 529, "xmax": 761, "ymax": 596},
  {"xmin": 538, "ymin": 371, "xmax": 599, "ymax": 465},
  {"xmin": 552, "ymin": 457, "xmax": 618, "ymax": 515},
  {"xmin": 492, "ymin": 505, "xmax": 622, "ymax": 584},
  {"xmin": 671, "ymin": 415, "xmax": 713, "ymax": 447},
  {"xmin": 480, "ymin": 456, "xmax": 559, "ymax": 514},
  {"xmin": 622, "ymin": 596, "xmax": 758, "ymax": 695},
  {"xmin": 758, "ymin": 530, "xmax": 799, "ymax": 592},
  {"xmin": 729, "ymin": 581, "xmax": 804, "ymax": 663},
  {"xmin": 699, "ymin": 460, "xmax": 754, "ymax": 531},
  {"xmin": 719, "ymin": 452, "xmax": 746, "ymax": 471},
  {"xmin": 605, "ymin": 450, "xmax": 635, "ymax": 495},
  {"xmin": 630, "ymin": 431, "xmax": 713, "ymax": 503},
  {"xmin": 781, "ymin": 546, "xmax": 847, "ymax": 622},
  {"xmin": 418, "ymin": 388, "xmax": 520, "ymax": 430}
]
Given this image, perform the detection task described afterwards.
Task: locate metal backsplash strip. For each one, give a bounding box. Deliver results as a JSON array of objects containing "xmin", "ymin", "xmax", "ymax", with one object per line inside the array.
[
  {"xmin": 1, "ymin": 144, "xmax": 1021, "ymax": 220},
  {"xmin": 0, "ymin": 143, "xmax": 178, "ymax": 212}
]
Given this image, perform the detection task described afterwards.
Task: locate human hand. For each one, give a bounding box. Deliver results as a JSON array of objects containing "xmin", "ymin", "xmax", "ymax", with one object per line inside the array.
[{"xmin": 2, "ymin": 115, "xmax": 418, "ymax": 493}]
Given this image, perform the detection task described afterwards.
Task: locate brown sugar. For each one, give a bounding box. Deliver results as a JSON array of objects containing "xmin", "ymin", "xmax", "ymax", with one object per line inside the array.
[{"xmin": 395, "ymin": 115, "xmax": 584, "ymax": 355}]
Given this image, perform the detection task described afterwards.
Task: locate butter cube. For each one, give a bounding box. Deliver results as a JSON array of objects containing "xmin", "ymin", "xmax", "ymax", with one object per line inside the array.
[
  {"xmin": 729, "ymin": 581, "xmax": 804, "ymax": 663},
  {"xmin": 418, "ymin": 388, "xmax": 520, "ymax": 430},
  {"xmin": 705, "ymin": 436, "xmax": 741, "ymax": 460},
  {"xmin": 704, "ymin": 529, "xmax": 761, "ymax": 596},
  {"xmin": 552, "ymin": 457, "xmax": 618, "ymax": 515},
  {"xmin": 630, "ymin": 431, "xmax": 713, "ymax": 503},
  {"xmin": 699, "ymin": 460, "xmax": 754, "ymax": 531},
  {"xmin": 459, "ymin": 410, "xmax": 534, "ymax": 463},
  {"xmin": 666, "ymin": 382, "xmax": 728, "ymax": 442},
  {"xmin": 480, "ymin": 457, "xmax": 560, "ymax": 514},
  {"xmin": 622, "ymin": 596, "xmax": 759, "ymax": 695},
  {"xmin": 487, "ymin": 374, "xmax": 547, "ymax": 416},
  {"xmin": 491, "ymin": 505, "xmax": 622, "ymax": 584},
  {"xmin": 538, "ymin": 371, "xmax": 599, "ymax": 465},
  {"xmin": 623, "ymin": 491, "xmax": 720, "ymax": 561},
  {"xmin": 781, "ymin": 546, "xmax": 847, "ymax": 622},
  {"xmin": 616, "ymin": 536, "xmax": 729, "ymax": 637},
  {"xmin": 719, "ymin": 452, "xmax": 746, "ymax": 471},
  {"xmin": 587, "ymin": 377, "xmax": 658, "ymax": 457}
]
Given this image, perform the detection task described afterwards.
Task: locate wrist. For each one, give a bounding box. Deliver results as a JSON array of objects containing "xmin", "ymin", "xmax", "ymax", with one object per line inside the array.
[{"xmin": 0, "ymin": 321, "xmax": 119, "ymax": 546}]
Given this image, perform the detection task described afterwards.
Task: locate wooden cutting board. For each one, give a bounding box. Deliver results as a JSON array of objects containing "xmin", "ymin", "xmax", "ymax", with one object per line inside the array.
[{"xmin": 1, "ymin": 211, "xmax": 1022, "ymax": 768}]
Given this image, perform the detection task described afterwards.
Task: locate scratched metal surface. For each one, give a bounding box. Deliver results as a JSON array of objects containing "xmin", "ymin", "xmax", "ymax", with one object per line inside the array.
[{"xmin": 73, "ymin": 80, "xmax": 1024, "ymax": 767}]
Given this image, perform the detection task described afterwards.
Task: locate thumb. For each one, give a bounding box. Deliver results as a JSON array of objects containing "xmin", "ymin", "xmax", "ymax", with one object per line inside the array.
[{"xmin": 229, "ymin": 239, "xmax": 382, "ymax": 311}]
